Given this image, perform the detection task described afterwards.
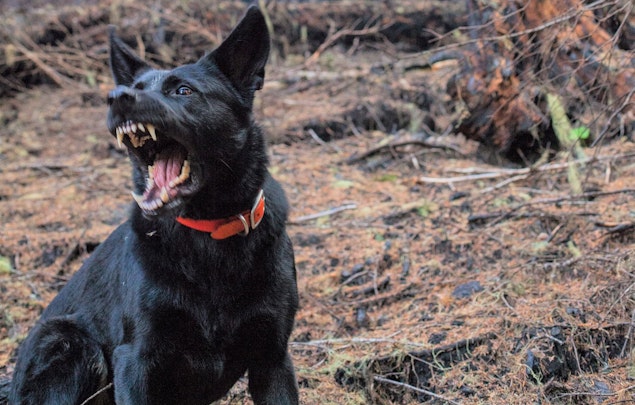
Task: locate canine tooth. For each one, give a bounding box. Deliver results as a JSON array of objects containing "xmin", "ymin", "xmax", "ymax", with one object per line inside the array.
[
  {"xmin": 131, "ymin": 192, "xmax": 144, "ymax": 204},
  {"xmin": 116, "ymin": 128, "xmax": 124, "ymax": 148},
  {"xmin": 181, "ymin": 160, "xmax": 190, "ymax": 177},
  {"xmin": 146, "ymin": 124, "xmax": 157, "ymax": 141},
  {"xmin": 160, "ymin": 187, "xmax": 170, "ymax": 203},
  {"xmin": 178, "ymin": 160, "xmax": 191, "ymax": 183}
]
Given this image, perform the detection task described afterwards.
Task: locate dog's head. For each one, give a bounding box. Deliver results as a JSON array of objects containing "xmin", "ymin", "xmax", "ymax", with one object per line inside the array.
[{"xmin": 106, "ymin": 6, "xmax": 269, "ymax": 217}]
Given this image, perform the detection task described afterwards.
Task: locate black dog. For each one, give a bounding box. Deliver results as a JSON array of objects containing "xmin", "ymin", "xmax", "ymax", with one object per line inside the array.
[{"xmin": 9, "ymin": 6, "xmax": 298, "ymax": 405}]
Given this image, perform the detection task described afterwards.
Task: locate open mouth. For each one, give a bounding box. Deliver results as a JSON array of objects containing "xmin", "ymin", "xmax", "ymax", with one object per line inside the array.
[{"xmin": 114, "ymin": 120, "xmax": 193, "ymax": 213}]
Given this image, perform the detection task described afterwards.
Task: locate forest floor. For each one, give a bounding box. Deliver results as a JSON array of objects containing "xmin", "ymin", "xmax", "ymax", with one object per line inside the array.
[{"xmin": 1, "ymin": 1, "xmax": 635, "ymax": 404}]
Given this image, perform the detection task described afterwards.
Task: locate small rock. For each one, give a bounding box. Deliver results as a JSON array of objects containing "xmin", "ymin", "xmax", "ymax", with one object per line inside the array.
[
  {"xmin": 452, "ymin": 280, "xmax": 484, "ymax": 299},
  {"xmin": 428, "ymin": 332, "xmax": 447, "ymax": 344},
  {"xmin": 592, "ymin": 380, "xmax": 612, "ymax": 403},
  {"xmin": 355, "ymin": 307, "xmax": 370, "ymax": 328},
  {"xmin": 340, "ymin": 263, "xmax": 365, "ymax": 283}
]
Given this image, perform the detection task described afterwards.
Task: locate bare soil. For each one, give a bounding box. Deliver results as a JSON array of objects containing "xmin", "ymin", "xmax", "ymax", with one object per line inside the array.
[{"xmin": 1, "ymin": 2, "xmax": 635, "ymax": 404}]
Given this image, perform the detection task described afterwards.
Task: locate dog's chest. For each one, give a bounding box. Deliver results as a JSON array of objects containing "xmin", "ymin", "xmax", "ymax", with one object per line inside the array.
[{"xmin": 141, "ymin": 281, "xmax": 265, "ymax": 349}]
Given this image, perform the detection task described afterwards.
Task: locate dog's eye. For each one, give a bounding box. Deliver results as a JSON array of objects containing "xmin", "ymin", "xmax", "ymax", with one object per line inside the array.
[{"xmin": 176, "ymin": 86, "xmax": 193, "ymax": 96}]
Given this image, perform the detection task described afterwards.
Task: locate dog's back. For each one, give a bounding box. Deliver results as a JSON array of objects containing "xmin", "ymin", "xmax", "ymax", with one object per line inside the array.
[{"xmin": 9, "ymin": 7, "xmax": 299, "ymax": 405}]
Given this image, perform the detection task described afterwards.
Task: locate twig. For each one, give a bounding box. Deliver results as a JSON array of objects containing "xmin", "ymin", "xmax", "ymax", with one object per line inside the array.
[
  {"xmin": 591, "ymin": 84, "xmax": 635, "ymax": 147},
  {"xmin": 552, "ymin": 383, "xmax": 635, "ymax": 400},
  {"xmin": 347, "ymin": 132, "xmax": 464, "ymax": 164},
  {"xmin": 481, "ymin": 173, "xmax": 531, "ymax": 193},
  {"xmin": 349, "ymin": 276, "xmax": 390, "ymax": 298},
  {"xmin": 308, "ymin": 128, "xmax": 343, "ymax": 153},
  {"xmin": 291, "ymin": 335, "xmax": 428, "ymax": 349},
  {"xmin": 401, "ymin": 0, "xmax": 618, "ymax": 59},
  {"xmin": 79, "ymin": 383, "xmax": 113, "ymax": 405},
  {"xmin": 619, "ymin": 308, "xmax": 635, "ymax": 358},
  {"xmin": 304, "ymin": 17, "xmax": 388, "ymax": 66},
  {"xmin": 603, "ymin": 222, "xmax": 635, "ymax": 236},
  {"xmin": 469, "ymin": 188, "xmax": 635, "ymax": 227},
  {"xmin": 420, "ymin": 171, "xmax": 506, "ymax": 183},
  {"xmin": 9, "ymin": 36, "xmax": 74, "ymax": 88},
  {"xmin": 373, "ymin": 376, "xmax": 461, "ymax": 405},
  {"xmin": 420, "ymin": 152, "xmax": 635, "ymax": 185},
  {"xmin": 289, "ymin": 203, "xmax": 357, "ymax": 224},
  {"xmin": 601, "ymin": 280, "xmax": 635, "ymax": 325}
]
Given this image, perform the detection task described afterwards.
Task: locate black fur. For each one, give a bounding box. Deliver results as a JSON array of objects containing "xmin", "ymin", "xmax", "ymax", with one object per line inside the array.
[{"xmin": 9, "ymin": 6, "xmax": 298, "ymax": 405}]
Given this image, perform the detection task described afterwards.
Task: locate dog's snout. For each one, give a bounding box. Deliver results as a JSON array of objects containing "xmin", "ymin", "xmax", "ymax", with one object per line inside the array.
[{"xmin": 108, "ymin": 85, "xmax": 137, "ymax": 106}]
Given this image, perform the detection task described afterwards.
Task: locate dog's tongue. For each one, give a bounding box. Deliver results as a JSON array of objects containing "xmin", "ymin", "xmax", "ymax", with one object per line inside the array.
[{"xmin": 144, "ymin": 145, "xmax": 186, "ymax": 202}]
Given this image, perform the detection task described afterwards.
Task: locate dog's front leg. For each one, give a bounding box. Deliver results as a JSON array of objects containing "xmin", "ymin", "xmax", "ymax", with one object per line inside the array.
[
  {"xmin": 248, "ymin": 352, "xmax": 299, "ymax": 405},
  {"xmin": 112, "ymin": 344, "xmax": 148, "ymax": 405}
]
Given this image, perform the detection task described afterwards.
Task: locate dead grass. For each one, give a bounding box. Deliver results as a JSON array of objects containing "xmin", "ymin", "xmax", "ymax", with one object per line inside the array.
[{"xmin": 1, "ymin": 1, "xmax": 635, "ymax": 404}]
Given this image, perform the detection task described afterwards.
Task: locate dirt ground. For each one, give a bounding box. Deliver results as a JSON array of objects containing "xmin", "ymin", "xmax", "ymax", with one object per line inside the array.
[{"xmin": 1, "ymin": 2, "xmax": 635, "ymax": 404}]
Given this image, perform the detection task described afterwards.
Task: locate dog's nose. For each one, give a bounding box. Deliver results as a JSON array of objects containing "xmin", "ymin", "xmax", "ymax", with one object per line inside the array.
[{"xmin": 107, "ymin": 85, "xmax": 137, "ymax": 106}]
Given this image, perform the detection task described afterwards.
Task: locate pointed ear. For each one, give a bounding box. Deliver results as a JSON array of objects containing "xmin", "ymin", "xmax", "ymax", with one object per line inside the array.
[
  {"xmin": 109, "ymin": 26, "xmax": 151, "ymax": 87},
  {"xmin": 201, "ymin": 6, "xmax": 270, "ymax": 96}
]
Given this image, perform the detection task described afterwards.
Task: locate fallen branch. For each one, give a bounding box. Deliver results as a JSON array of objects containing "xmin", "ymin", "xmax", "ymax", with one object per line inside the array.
[
  {"xmin": 347, "ymin": 132, "xmax": 465, "ymax": 164},
  {"xmin": 336, "ymin": 333, "xmax": 497, "ymax": 398},
  {"xmin": 469, "ymin": 188, "xmax": 635, "ymax": 227},
  {"xmin": 289, "ymin": 203, "xmax": 357, "ymax": 224},
  {"xmin": 419, "ymin": 152, "xmax": 635, "ymax": 189},
  {"xmin": 8, "ymin": 35, "xmax": 75, "ymax": 88},
  {"xmin": 79, "ymin": 383, "xmax": 113, "ymax": 405},
  {"xmin": 303, "ymin": 17, "xmax": 388, "ymax": 66},
  {"xmin": 373, "ymin": 376, "xmax": 461, "ymax": 405},
  {"xmin": 291, "ymin": 335, "xmax": 428, "ymax": 349}
]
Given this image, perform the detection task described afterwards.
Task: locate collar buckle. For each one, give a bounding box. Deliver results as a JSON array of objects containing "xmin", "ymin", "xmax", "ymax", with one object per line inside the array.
[
  {"xmin": 249, "ymin": 188, "xmax": 265, "ymax": 230},
  {"xmin": 236, "ymin": 213, "xmax": 250, "ymax": 237}
]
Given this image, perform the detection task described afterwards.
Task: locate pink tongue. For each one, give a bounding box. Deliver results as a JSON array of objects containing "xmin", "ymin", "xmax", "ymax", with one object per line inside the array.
[
  {"xmin": 154, "ymin": 151, "xmax": 183, "ymax": 189},
  {"xmin": 143, "ymin": 147, "xmax": 185, "ymax": 202}
]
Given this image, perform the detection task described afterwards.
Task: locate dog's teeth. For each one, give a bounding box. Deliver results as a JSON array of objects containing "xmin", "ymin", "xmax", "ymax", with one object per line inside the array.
[
  {"xmin": 181, "ymin": 160, "xmax": 190, "ymax": 178},
  {"xmin": 146, "ymin": 166, "xmax": 155, "ymax": 190},
  {"xmin": 169, "ymin": 160, "xmax": 191, "ymax": 188},
  {"xmin": 146, "ymin": 198, "xmax": 163, "ymax": 210},
  {"xmin": 129, "ymin": 133, "xmax": 139, "ymax": 148},
  {"xmin": 116, "ymin": 128, "xmax": 124, "ymax": 148},
  {"xmin": 146, "ymin": 124, "xmax": 157, "ymax": 141},
  {"xmin": 136, "ymin": 196, "xmax": 163, "ymax": 212},
  {"xmin": 160, "ymin": 187, "xmax": 170, "ymax": 203},
  {"xmin": 131, "ymin": 123, "xmax": 137, "ymax": 133},
  {"xmin": 131, "ymin": 192, "xmax": 144, "ymax": 204},
  {"xmin": 138, "ymin": 123, "xmax": 145, "ymax": 132}
]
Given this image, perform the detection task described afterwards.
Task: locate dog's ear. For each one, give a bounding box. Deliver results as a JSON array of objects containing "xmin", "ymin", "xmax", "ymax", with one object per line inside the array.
[
  {"xmin": 109, "ymin": 26, "xmax": 151, "ymax": 87},
  {"xmin": 201, "ymin": 6, "xmax": 270, "ymax": 98}
]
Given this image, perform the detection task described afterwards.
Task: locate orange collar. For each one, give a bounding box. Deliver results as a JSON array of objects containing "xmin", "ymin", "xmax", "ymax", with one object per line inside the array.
[{"xmin": 176, "ymin": 189, "xmax": 265, "ymax": 240}]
